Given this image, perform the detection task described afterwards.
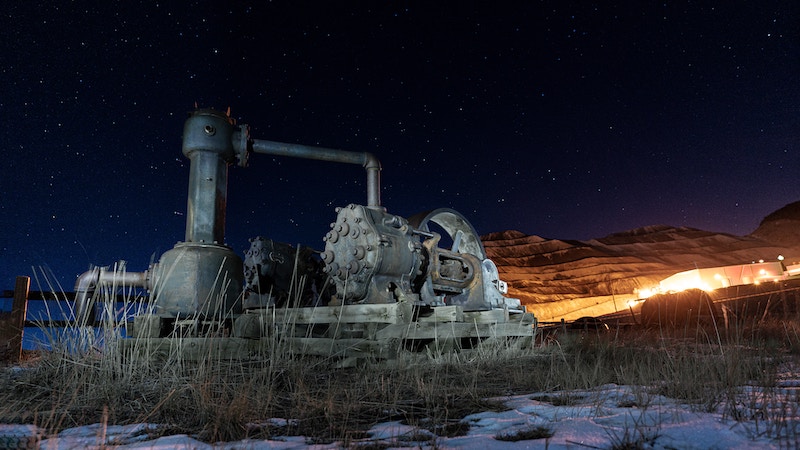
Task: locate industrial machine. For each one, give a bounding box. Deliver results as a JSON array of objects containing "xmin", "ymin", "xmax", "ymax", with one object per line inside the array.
[{"xmin": 74, "ymin": 108, "xmax": 534, "ymax": 360}]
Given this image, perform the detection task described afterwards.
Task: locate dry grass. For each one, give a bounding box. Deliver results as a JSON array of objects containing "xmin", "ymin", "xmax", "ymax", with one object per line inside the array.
[{"xmin": 2, "ymin": 289, "xmax": 800, "ymax": 445}]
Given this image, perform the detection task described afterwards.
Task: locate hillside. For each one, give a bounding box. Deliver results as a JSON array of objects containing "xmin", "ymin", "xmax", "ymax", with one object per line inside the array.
[{"xmin": 483, "ymin": 201, "xmax": 800, "ymax": 318}]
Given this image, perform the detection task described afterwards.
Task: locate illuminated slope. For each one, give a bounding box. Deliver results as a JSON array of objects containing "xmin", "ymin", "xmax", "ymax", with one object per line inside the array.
[{"xmin": 482, "ymin": 203, "xmax": 800, "ymax": 311}]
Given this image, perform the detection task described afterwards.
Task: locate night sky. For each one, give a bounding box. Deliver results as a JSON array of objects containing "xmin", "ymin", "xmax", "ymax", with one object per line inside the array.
[{"xmin": 1, "ymin": 1, "xmax": 798, "ymax": 290}]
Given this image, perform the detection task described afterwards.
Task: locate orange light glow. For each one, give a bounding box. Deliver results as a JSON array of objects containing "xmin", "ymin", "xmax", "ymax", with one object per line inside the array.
[{"xmin": 635, "ymin": 260, "xmax": 790, "ymax": 299}]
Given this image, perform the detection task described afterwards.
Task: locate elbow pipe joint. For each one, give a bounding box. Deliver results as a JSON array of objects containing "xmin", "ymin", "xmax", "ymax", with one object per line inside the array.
[
  {"xmin": 249, "ymin": 138, "xmax": 383, "ymax": 209},
  {"xmin": 73, "ymin": 267, "xmax": 152, "ymax": 326}
]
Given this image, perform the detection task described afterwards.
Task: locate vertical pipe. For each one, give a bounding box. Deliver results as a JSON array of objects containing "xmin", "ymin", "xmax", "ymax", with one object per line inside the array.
[
  {"xmin": 364, "ymin": 153, "xmax": 381, "ymax": 209},
  {"xmin": 184, "ymin": 151, "xmax": 229, "ymax": 243},
  {"xmin": 182, "ymin": 110, "xmax": 237, "ymax": 243}
]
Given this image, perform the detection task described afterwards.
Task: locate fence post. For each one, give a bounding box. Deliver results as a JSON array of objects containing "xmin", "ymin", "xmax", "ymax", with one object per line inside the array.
[{"xmin": 1, "ymin": 276, "xmax": 30, "ymax": 363}]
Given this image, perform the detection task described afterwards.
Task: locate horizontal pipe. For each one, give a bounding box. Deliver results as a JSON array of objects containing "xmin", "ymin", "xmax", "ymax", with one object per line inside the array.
[
  {"xmin": 74, "ymin": 268, "xmax": 151, "ymax": 292},
  {"xmin": 251, "ymin": 139, "xmax": 382, "ymax": 208},
  {"xmin": 98, "ymin": 270, "xmax": 150, "ymax": 287}
]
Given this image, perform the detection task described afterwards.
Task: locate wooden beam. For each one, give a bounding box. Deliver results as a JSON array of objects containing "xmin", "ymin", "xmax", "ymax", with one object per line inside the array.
[
  {"xmin": 417, "ymin": 305, "xmax": 463, "ymax": 323},
  {"xmin": 375, "ymin": 321, "xmax": 534, "ymax": 340},
  {"xmin": 0, "ymin": 276, "xmax": 30, "ymax": 363},
  {"xmin": 463, "ymin": 308, "xmax": 508, "ymax": 323},
  {"xmin": 255, "ymin": 302, "xmax": 413, "ymax": 325}
]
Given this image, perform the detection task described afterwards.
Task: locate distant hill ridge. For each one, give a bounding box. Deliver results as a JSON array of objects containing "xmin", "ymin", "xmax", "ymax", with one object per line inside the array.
[
  {"xmin": 482, "ymin": 201, "xmax": 800, "ymax": 307},
  {"xmin": 759, "ymin": 200, "xmax": 800, "ymax": 223},
  {"xmin": 750, "ymin": 200, "xmax": 800, "ymax": 248}
]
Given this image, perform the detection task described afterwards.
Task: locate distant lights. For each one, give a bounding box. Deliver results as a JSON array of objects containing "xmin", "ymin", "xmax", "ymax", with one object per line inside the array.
[{"xmin": 637, "ymin": 286, "xmax": 660, "ymax": 299}]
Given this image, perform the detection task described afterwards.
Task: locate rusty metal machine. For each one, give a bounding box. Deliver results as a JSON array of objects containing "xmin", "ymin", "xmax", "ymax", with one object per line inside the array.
[
  {"xmin": 321, "ymin": 205, "xmax": 514, "ymax": 311},
  {"xmin": 242, "ymin": 237, "xmax": 328, "ymax": 308},
  {"xmin": 74, "ymin": 108, "xmax": 534, "ymax": 360}
]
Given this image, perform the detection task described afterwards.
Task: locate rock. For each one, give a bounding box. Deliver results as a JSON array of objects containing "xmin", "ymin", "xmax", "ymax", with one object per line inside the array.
[{"xmin": 482, "ymin": 201, "xmax": 800, "ymax": 309}]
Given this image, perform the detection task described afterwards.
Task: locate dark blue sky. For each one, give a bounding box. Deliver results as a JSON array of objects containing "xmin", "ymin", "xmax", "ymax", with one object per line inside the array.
[{"xmin": 1, "ymin": 1, "xmax": 798, "ymax": 290}]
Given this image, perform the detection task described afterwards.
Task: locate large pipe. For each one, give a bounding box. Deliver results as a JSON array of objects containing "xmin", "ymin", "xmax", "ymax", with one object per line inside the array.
[
  {"xmin": 182, "ymin": 110, "xmax": 238, "ymax": 244},
  {"xmin": 74, "ymin": 266, "xmax": 151, "ymax": 326},
  {"xmin": 250, "ymin": 139, "xmax": 382, "ymax": 209}
]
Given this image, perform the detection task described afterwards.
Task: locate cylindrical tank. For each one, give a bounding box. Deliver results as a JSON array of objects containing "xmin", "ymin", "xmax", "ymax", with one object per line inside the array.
[
  {"xmin": 151, "ymin": 242, "xmax": 243, "ymax": 318},
  {"xmin": 182, "ymin": 109, "xmax": 237, "ymax": 244}
]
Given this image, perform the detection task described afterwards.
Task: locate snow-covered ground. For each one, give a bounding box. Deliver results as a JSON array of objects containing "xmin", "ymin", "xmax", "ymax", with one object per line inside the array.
[{"xmin": 3, "ymin": 380, "xmax": 799, "ymax": 449}]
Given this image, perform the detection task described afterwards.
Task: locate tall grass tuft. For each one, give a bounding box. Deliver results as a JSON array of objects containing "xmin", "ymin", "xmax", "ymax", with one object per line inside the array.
[{"xmin": 1, "ymin": 268, "xmax": 799, "ymax": 445}]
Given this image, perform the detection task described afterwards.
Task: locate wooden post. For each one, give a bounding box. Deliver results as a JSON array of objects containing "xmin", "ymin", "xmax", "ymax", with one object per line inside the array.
[{"xmin": 1, "ymin": 276, "xmax": 29, "ymax": 363}]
